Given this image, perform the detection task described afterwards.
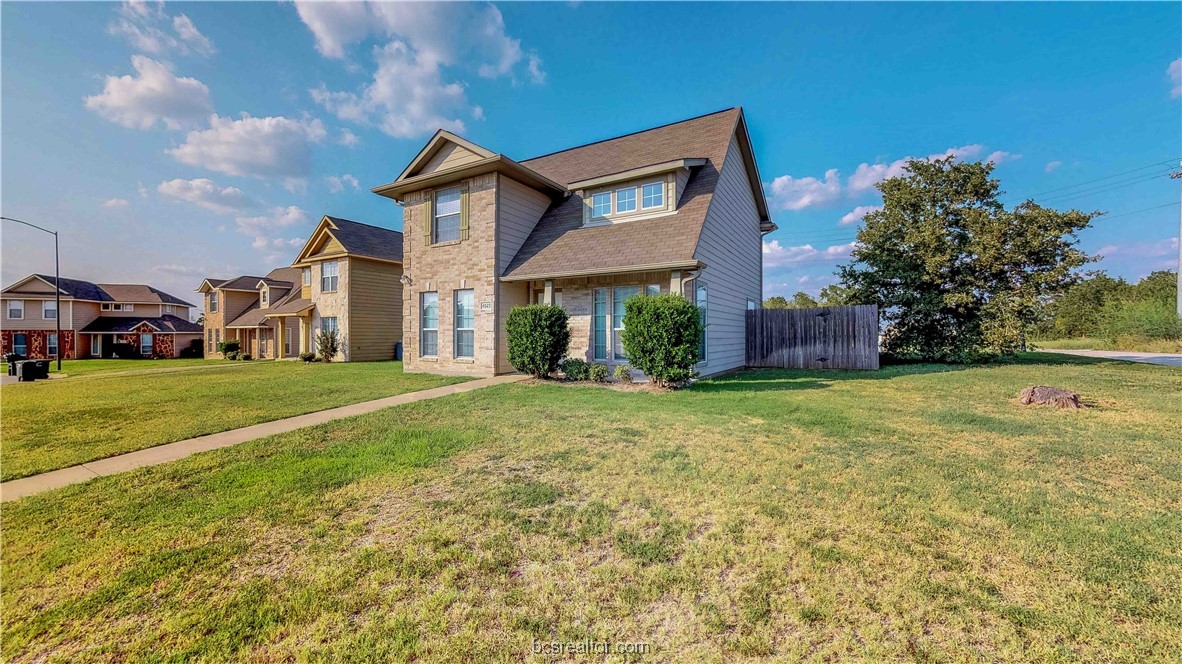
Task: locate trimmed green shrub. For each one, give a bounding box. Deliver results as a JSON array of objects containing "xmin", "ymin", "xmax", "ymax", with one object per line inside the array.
[
  {"xmin": 560, "ymin": 357, "xmax": 590, "ymax": 381},
  {"xmin": 613, "ymin": 364, "xmax": 633, "ymax": 383},
  {"xmin": 316, "ymin": 329, "xmax": 341, "ymax": 362},
  {"xmin": 298, "ymin": 352, "xmax": 316, "ymax": 363},
  {"xmin": 217, "ymin": 340, "xmax": 241, "ymax": 355},
  {"xmin": 506, "ymin": 305, "xmax": 570, "ymax": 378},
  {"xmin": 224, "ymin": 351, "xmax": 239, "ymax": 360},
  {"xmin": 588, "ymin": 363, "xmax": 608, "ymax": 382},
  {"xmin": 620, "ymin": 293, "xmax": 703, "ymax": 387},
  {"xmin": 240, "ymin": 353, "xmax": 252, "ymax": 361}
]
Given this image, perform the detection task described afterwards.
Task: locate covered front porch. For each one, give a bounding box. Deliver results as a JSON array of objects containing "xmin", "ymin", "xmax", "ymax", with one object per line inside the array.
[{"xmin": 512, "ymin": 267, "xmax": 702, "ymax": 370}]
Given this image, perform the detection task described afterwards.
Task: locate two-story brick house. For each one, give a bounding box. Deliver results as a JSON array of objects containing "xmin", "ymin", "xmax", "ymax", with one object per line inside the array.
[
  {"xmin": 198, "ymin": 216, "xmax": 404, "ymax": 361},
  {"xmin": 373, "ymin": 107, "xmax": 775, "ymax": 377},
  {"xmin": 0, "ymin": 274, "xmax": 202, "ymax": 359}
]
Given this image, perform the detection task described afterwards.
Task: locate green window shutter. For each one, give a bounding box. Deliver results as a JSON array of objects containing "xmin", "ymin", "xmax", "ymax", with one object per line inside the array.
[
  {"xmin": 460, "ymin": 182, "xmax": 470, "ymax": 241},
  {"xmin": 424, "ymin": 191, "xmax": 434, "ymax": 246}
]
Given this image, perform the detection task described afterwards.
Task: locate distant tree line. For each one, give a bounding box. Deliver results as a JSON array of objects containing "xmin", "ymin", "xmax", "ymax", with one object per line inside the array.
[{"xmin": 1032, "ymin": 270, "xmax": 1180, "ymax": 346}]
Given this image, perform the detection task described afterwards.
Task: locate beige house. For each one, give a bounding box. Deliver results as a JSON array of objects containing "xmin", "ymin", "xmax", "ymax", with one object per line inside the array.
[
  {"xmin": 0, "ymin": 274, "xmax": 201, "ymax": 359},
  {"xmin": 373, "ymin": 107, "xmax": 775, "ymax": 378},
  {"xmin": 198, "ymin": 216, "xmax": 404, "ymax": 361}
]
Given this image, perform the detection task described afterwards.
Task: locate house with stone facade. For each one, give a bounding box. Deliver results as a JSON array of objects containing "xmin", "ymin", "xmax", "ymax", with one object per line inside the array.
[
  {"xmin": 198, "ymin": 216, "xmax": 404, "ymax": 362},
  {"xmin": 0, "ymin": 274, "xmax": 202, "ymax": 359},
  {"xmin": 372, "ymin": 107, "xmax": 775, "ymax": 378}
]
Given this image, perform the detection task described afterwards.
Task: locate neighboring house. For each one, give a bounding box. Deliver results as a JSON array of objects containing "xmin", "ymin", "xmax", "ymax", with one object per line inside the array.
[
  {"xmin": 0, "ymin": 274, "xmax": 201, "ymax": 359},
  {"xmin": 372, "ymin": 107, "xmax": 776, "ymax": 378},
  {"xmin": 198, "ymin": 216, "xmax": 404, "ymax": 361}
]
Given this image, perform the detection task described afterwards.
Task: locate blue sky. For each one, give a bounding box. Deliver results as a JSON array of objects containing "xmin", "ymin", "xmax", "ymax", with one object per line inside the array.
[{"xmin": 2, "ymin": 1, "xmax": 1179, "ymax": 307}]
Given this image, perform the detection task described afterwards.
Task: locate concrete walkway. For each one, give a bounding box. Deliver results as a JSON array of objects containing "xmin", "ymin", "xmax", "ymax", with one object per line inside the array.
[
  {"xmin": 1041, "ymin": 349, "xmax": 1182, "ymax": 368},
  {"xmin": 1, "ymin": 374, "xmax": 525, "ymax": 502}
]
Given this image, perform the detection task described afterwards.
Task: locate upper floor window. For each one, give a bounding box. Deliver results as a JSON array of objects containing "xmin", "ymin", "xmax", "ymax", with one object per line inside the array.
[
  {"xmin": 125, "ymin": 304, "xmax": 133, "ymax": 311},
  {"xmin": 260, "ymin": 289, "xmax": 269, "ymax": 306},
  {"xmin": 433, "ymin": 186, "xmax": 463, "ymax": 244},
  {"xmin": 321, "ymin": 261, "xmax": 339, "ymax": 292},
  {"xmin": 642, "ymin": 182, "xmax": 664, "ymax": 209},
  {"xmin": 615, "ymin": 187, "xmax": 637, "ymax": 214},
  {"xmin": 208, "ymin": 293, "xmax": 218, "ymax": 313},
  {"xmin": 302, "ymin": 268, "xmax": 311, "ymax": 286},
  {"xmin": 7, "ymin": 300, "xmax": 23, "ymax": 319},
  {"xmin": 43, "ymin": 301, "xmax": 57, "ymax": 319},
  {"xmin": 164, "ymin": 304, "xmax": 174, "ymax": 314},
  {"xmin": 592, "ymin": 192, "xmax": 612, "ymax": 218}
]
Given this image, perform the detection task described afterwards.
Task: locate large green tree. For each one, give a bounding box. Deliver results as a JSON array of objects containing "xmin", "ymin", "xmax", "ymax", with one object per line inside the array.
[{"xmin": 839, "ymin": 157, "xmax": 1097, "ymax": 361}]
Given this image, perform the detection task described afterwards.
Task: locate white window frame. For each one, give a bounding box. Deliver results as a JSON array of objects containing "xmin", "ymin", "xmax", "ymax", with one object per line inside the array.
[
  {"xmin": 47, "ymin": 333, "xmax": 59, "ymax": 357},
  {"xmin": 91, "ymin": 335, "xmax": 102, "ymax": 357},
  {"xmin": 102, "ymin": 303, "xmax": 112, "ymax": 311},
  {"xmin": 454, "ymin": 289, "xmax": 475, "ymax": 359},
  {"xmin": 7, "ymin": 300, "xmax": 24, "ymax": 319},
  {"xmin": 591, "ymin": 192, "xmax": 612, "ymax": 218},
  {"xmin": 125, "ymin": 304, "xmax": 133, "ymax": 312},
  {"xmin": 433, "ymin": 186, "xmax": 463, "ymax": 244},
  {"xmin": 209, "ymin": 292, "xmax": 217, "ymax": 312},
  {"xmin": 420, "ymin": 292, "xmax": 438, "ymax": 357},
  {"xmin": 612, "ymin": 286, "xmax": 640, "ymax": 361},
  {"xmin": 13, "ymin": 333, "xmax": 27, "ymax": 355},
  {"xmin": 641, "ymin": 181, "xmax": 664, "ymax": 209},
  {"xmin": 260, "ymin": 288, "xmax": 269, "ymax": 306},
  {"xmin": 42, "ymin": 300, "xmax": 57, "ymax": 319},
  {"xmin": 321, "ymin": 316, "xmax": 338, "ymax": 336},
  {"xmin": 696, "ymin": 281, "xmax": 708, "ymax": 364},
  {"xmin": 747, "ymin": 298, "xmax": 757, "ymax": 310},
  {"xmin": 615, "ymin": 186, "xmax": 637, "ymax": 214},
  {"xmin": 321, "ymin": 261, "xmax": 339, "ymax": 292},
  {"xmin": 164, "ymin": 304, "xmax": 174, "ymax": 315},
  {"xmin": 140, "ymin": 333, "xmax": 153, "ymax": 356},
  {"xmin": 645, "ymin": 284, "xmax": 661, "ymax": 296}
]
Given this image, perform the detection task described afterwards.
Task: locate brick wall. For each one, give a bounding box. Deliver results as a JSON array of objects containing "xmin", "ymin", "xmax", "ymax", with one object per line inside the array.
[
  {"xmin": 401, "ymin": 173, "xmax": 499, "ymax": 376},
  {"xmin": 1, "ymin": 330, "xmax": 77, "ymax": 359}
]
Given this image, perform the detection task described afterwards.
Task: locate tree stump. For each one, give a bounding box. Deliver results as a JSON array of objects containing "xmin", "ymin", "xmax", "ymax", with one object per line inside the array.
[{"xmin": 1019, "ymin": 386, "xmax": 1083, "ymax": 409}]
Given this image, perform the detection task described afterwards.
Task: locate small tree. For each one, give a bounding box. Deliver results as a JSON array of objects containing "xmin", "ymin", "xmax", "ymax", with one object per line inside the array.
[
  {"xmin": 217, "ymin": 340, "xmax": 240, "ymax": 355},
  {"xmin": 620, "ymin": 294, "xmax": 703, "ymax": 387},
  {"xmin": 506, "ymin": 305, "xmax": 570, "ymax": 378},
  {"xmin": 316, "ymin": 328, "xmax": 341, "ymax": 362}
]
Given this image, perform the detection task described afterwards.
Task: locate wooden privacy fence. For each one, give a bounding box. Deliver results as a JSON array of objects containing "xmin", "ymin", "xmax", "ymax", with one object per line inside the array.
[{"xmin": 746, "ymin": 304, "xmax": 880, "ymax": 370}]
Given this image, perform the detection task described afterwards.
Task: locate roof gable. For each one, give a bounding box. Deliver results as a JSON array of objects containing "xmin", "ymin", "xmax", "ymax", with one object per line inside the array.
[
  {"xmin": 399, "ymin": 130, "xmax": 496, "ymax": 181},
  {"xmin": 292, "ymin": 216, "xmax": 404, "ymax": 265}
]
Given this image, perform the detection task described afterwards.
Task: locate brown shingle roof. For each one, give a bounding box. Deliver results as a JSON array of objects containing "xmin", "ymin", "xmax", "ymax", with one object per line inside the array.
[
  {"xmin": 94, "ymin": 283, "xmax": 194, "ymax": 307},
  {"xmin": 325, "ymin": 217, "xmax": 404, "ymax": 263},
  {"xmin": 503, "ymin": 108, "xmax": 742, "ymax": 279}
]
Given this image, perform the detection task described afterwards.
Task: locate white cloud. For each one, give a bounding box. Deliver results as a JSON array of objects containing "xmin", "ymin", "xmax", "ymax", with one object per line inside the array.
[
  {"xmin": 1098, "ymin": 236, "xmax": 1178, "ymax": 260},
  {"xmin": 108, "ymin": 1, "xmax": 215, "ymax": 57},
  {"xmin": 1169, "ymin": 58, "xmax": 1182, "ymax": 98},
  {"xmin": 234, "ymin": 205, "xmax": 310, "ymax": 236},
  {"xmin": 1045, "ymin": 160, "xmax": 1063, "ymax": 173},
  {"xmin": 311, "ymin": 41, "xmax": 469, "ymax": 139},
  {"xmin": 762, "ymin": 239, "xmax": 857, "ymax": 268},
  {"xmin": 296, "ymin": 2, "xmax": 542, "ymax": 138},
  {"xmin": 103, "ymin": 198, "xmax": 130, "ymax": 208},
  {"xmin": 767, "ymin": 169, "xmax": 842, "ymax": 211},
  {"xmin": 839, "ymin": 205, "xmax": 882, "ymax": 226},
  {"xmin": 986, "ymin": 150, "xmax": 1021, "ymax": 164},
  {"xmin": 848, "ymin": 144, "xmax": 984, "ymax": 193},
  {"xmin": 168, "ymin": 114, "xmax": 327, "ymax": 180},
  {"xmin": 251, "ymin": 236, "xmax": 306, "ymax": 251},
  {"xmin": 138, "ymin": 181, "xmax": 149, "ymax": 198},
  {"xmin": 158, "ymin": 178, "xmax": 256, "ymax": 213},
  {"xmin": 325, "ymin": 174, "xmax": 360, "ymax": 193},
  {"xmin": 84, "ymin": 55, "xmax": 213, "ymax": 130},
  {"xmin": 338, "ymin": 128, "xmax": 360, "ymax": 147},
  {"xmin": 151, "ymin": 263, "xmax": 205, "ymax": 276}
]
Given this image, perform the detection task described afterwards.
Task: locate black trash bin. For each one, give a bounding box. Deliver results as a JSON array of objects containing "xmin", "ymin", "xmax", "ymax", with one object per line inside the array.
[{"xmin": 16, "ymin": 359, "xmax": 49, "ymax": 382}]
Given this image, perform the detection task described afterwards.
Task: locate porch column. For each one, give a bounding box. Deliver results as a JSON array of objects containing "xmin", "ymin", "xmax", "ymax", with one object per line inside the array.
[
  {"xmin": 300, "ymin": 317, "xmax": 310, "ymax": 354},
  {"xmin": 671, "ymin": 271, "xmax": 683, "ymax": 297},
  {"xmin": 543, "ymin": 280, "xmax": 554, "ymax": 305},
  {"xmin": 276, "ymin": 318, "xmax": 285, "ymax": 359}
]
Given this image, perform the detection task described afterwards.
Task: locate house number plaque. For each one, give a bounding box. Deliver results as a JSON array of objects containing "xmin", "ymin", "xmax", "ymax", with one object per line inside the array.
[{"xmin": 480, "ymin": 301, "xmax": 493, "ymax": 312}]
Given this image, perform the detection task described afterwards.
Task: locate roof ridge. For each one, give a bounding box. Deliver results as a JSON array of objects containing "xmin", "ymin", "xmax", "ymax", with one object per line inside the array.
[
  {"xmin": 520, "ymin": 107, "xmax": 739, "ymax": 164},
  {"xmin": 327, "ymin": 216, "xmax": 404, "ymax": 235}
]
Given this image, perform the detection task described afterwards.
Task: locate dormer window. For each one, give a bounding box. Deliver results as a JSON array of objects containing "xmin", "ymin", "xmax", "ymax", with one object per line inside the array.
[
  {"xmin": 584, "ymin": 172, "xmax": 678, "ymax": 225},
  {"xmin": 615, "ymin": 187, "xmax": 636, "ymax": 214},
  {"xmin": 260, "ymin": 288, "xmax": 269, "ymax": 306}
]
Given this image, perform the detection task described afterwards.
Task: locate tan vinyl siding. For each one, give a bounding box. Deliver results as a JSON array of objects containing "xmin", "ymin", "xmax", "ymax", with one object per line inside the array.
[
  {"xmin": 692, "ymin": 133, "xmax": 763, "ymax": 376},
  {"xmin": 311, "ymin": 235, "xmax": 346, "ymax": 258},
  {"xmin": 496, "ymin": 175, "xmax": 551, "ymax": 273},
  {"xmin": 72, "ymin": 302, "xmax": 102, "ymax": 331},
  {"xmin": 346, "ymin": 257, "xmax": 404, "ymax": 361},
  {"xmin": 675, "ymin": 168, "xmax": 691, "ymax": 206},
  {"xmin": 222, "ymin": 291, "xmax": 258, "ymax": 322},
  {"xmin": 420, "ymin": 143, "xmax": 485, "ymax": 175},
  {"xmin": 495, "ymin": 281, "xmax": 529, "ymax": 373},
  {"xmin": 2, "ymin": 297, "xmax": 62, "ymax": 331}
]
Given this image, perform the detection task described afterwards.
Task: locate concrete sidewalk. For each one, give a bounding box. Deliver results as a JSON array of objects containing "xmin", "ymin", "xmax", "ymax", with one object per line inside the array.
[
  {"xmin": 1040, "ymin": 349, "xmax": 1182, "ymax": 368},
  {"xmin": 1, "ymin": 374, "xmax": 525, "ymax": 502}
]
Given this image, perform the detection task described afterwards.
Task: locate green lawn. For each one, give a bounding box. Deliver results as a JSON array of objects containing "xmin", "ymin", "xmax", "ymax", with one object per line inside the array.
[
  {"xmin": 0, "ymin": 361, "xmax": 468, "ymax": 481},
  {"xmin": 3, "ymin": 354, "xmax": 1179, "ymax": 661},
  {"xmin": 50, "ymin": 358, "xmax": 233, "ymax": 376}
]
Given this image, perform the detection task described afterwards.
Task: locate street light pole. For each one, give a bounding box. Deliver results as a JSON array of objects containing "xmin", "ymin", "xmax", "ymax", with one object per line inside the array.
[{"xmin": 1, "ymin": 216, "xmax": 62, "ymax": 370}]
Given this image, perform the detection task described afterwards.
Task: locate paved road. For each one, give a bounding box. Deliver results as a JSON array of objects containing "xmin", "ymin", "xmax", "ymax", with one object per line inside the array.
[{"xmin": 1040, "ymin": 349, "xmax": 1182, "ymax": 368}]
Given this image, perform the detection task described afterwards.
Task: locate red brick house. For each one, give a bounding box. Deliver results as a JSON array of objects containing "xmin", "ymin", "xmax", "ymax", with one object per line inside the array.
[{"xmin": 0, "ymin": 274, "xmax": 202, "ymax": 359}]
